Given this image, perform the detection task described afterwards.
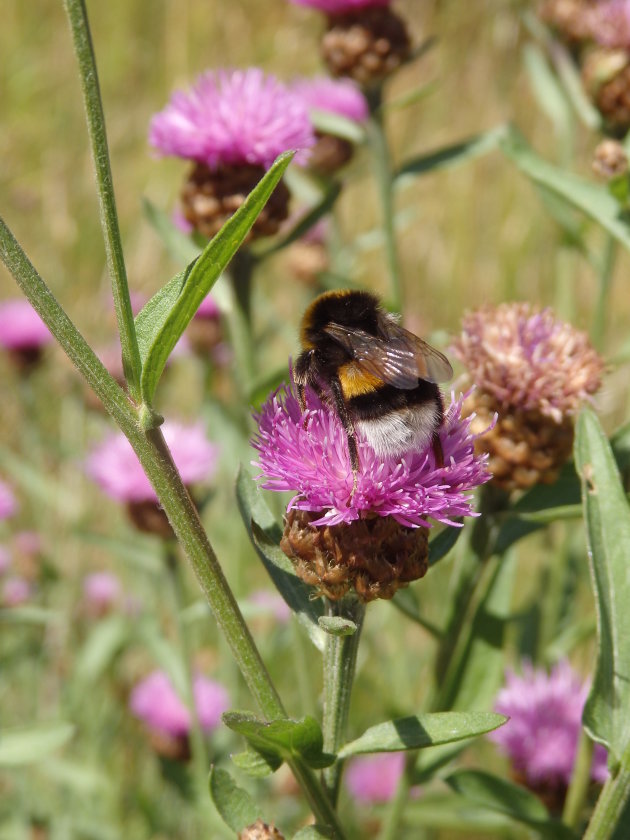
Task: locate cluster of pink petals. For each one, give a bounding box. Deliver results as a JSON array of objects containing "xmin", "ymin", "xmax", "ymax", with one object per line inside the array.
[
  {"xmin": 491, "ymin": 661, "xmax": 609, "ymax": 788},
  {"xmin": 129, "ymin": 670, "xmax": 230, "ymax": 737},
  {"xmin": 85, "ymin": 421, "xmax": 218, "ymax": 503},
  {"xmin": 586, "ymin": 0, "xmax": 630, "ymax": 49},
  {"xmin": 0, "ymin": 299, "xmax": 52, "ymax": 351},
  {"xmin": 195, "ymin": 293, "xmax": 221, "ymax": 320},
  {"xmin": 451, "ymin": 304, "xmax": 603, "ymax": 423},
  {"xmin": 291, "ymin": 76, "xmax": 369, "ymax": 122},
  {"xmin": 149, "ymin": 68, "xmax": 315, "ymax": 169},
  {"xmin": 345, "ymin": 752, "xmax": 405, "ymax": 803},
  {"xmin": 252, "ymin": 380, "xmax": 491, "ymax": 528},
  {"xmin": 82, "ymin": 572, "xmax": 121, "ymax": 610},
  {"xmin": 290, "ymin": 0, "xmax": 391, "ymax": 12},
  {"xmin": 2, "ymin": 576, "xmax": 32, "ymax": 607},
  {"xmin": 0, "ymin": 480, "xmax": 18, "ymax": 521}
]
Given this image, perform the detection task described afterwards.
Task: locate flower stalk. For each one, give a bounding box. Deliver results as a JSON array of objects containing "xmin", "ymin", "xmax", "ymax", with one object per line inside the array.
[
  {"xmin": 563, "ymin": 728, "xmax": 596, "ymax": 829},
  {"xmin": 584, "ymin": 742, "xmax": 630, "ymax": 840}
]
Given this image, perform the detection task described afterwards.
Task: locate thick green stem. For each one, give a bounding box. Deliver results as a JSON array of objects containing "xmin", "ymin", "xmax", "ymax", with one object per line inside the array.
[
  {"xmin": 584, "ymin": 741, "xmax": 630, "ymax": 839},
  {"xmin": 592, "ymin": 235, "xmax": 617, "ymax": 352},
  {"xmin": 563, "ymin": 728, "xmax": 595, "ymax": 830},
  {"xmin": 366, "ymin": 87, "xmax": 403, "ymax": 313},
  {"xmin": 322, "ymin": 597, "xmax": 366, "ymax": 805},
  {"xmin": 0, "ymin": 219, "xmax": 345, "ymax": 837},
  {"xmin": 63, "ymin": 0, "xmax": 142, "ymax": 401}
]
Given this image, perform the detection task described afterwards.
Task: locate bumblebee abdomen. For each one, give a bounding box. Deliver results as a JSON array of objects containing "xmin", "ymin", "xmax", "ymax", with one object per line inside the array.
[{"xmin": 338, "ymin": 362, "xmax": 383, "ymax": 399}]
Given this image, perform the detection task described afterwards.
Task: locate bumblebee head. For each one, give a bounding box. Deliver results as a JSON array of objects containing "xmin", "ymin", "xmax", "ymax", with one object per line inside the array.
[{"xmin": 300, "ymin": 290, "xmax": 381, "ymax": 349}]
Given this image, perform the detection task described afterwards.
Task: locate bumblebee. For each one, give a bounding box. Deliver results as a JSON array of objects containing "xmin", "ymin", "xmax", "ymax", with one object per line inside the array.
[{"xmin": 294, "ymin": 290, "xmax": 453, "ymax": 487}]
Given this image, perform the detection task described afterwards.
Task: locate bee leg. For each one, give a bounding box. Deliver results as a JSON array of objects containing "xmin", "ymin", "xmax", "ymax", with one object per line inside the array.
[
  {"xmin": 432, "ymin": 431, "xmax": 444, "ymax": 468},
  {"xmin": 330, "ymin": 376, "xmax": 360, "ymax": 503},
  {"xmin": 294, "ymin": 351, "xmax": 314, "ymax": 429}
]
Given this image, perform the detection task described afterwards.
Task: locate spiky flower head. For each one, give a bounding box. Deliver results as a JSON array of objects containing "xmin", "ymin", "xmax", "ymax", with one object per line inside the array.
[
  {"xmin": 490, "ymin": 661, "xmax": 608, "ymax": 794},
  {"xmin": 149, "ymin": 68, "xmax": 314, "ymax": 170},
  {"xmin": 0, "ymin": 299, "xmax": 52, "ymax": 352},
  {"xmin": 451, "ymin": 303, "xmax": 603, "ymax": 490},
  {"xmin": 252, "ymin": 379, "xmax": 490, "ymax": 601},
  {"xmin": 291, "ymin": 76, "xmax": 369, "ymax": 122}
]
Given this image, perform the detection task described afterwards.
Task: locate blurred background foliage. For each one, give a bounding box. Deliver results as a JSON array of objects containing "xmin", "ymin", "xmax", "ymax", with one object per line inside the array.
[{"xmin": 1, "ymin": 0, "xmax": 629, "ymax": 838}]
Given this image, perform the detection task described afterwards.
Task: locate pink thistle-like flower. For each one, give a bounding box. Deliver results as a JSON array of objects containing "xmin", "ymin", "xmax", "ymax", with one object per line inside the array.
[
  {"xmin": 82, "ymin": 572, "xmax": 121, "ymax": 611},
  {"xmin": 290, "ymin": 0, "xmax": 391, "ymax": 12},
  {"xmin": 0, "ymin": 299, "xmax": 52, "ymax": 352},
  {"xmin": 2, "ymin": 575, "xmax": 32, "ymax": 607},
  {"xmin": 85, "ymin": 421, "xmax": 218, "ymax": 503},
  {"xmin": 451, "ymin": 304, "xmax": 603, "ymax": 424},
  {"xmin": 129, "ymin": 670, "xmax": 230, "ymax": 737},
  {"xmin": 149, "ymin": 68, "xmax": 315, "ymax": 170},
  {"xmin": 248, "ymin": 589, "xmax": 292, "ymax": 623},
  {"xmin": 195, "ymin": 294, "xmax": 221, "ymax": 320},
  {"xmin": 490, "ymin": 661, "xmax": 609, "ymax": 789},
  {"xmin": 291, "ymin": 76, "xmax": 369, "ymax": 122},
  {"xmin": 252, "ymin": 379, "xmax": 491, "ymax": 528},
  {"xmin": 0, "ymin": 480, "xmax": 18, "ymax": 521},
  {"xmin": 586, "ymin": 0, "xmax": 630, "ymax": 49},
  {"xmin": 345, "ymin": 752, "xmax": 405, "ymax": 803}
]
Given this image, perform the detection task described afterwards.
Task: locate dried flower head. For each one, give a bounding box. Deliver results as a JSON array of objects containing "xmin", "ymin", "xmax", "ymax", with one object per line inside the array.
[
  {"xmin": 252, "ymin": 379, "xmax": 490, "ymax": 600},
  {"xmin": 592, "ymin": 138, "xmax": 629, "ymax": 178},
  {"xmin": 452, "ymin": 304, "xmax": 604, "ymax": 490},
  {"xmin": 490, "ymin": 661, "xmax": 608, "ymax": 797},
  {"xmin": 539, "ymin": 0, "xmax": 597, "ymax": 44},
  {"xmin": 0, "ymin": 479, "xmax": 18, "ymax": 521},
  {"xmin": 581, "ymin": 47, "xmax": 630, "ymax": 130},
  {"xmin": 345, "ymin": 752, "xmax": 405, "ymax": 803},
  {"xmin": 129, "ymin": 670, "xmax": 230, "ymax": 738},
  {"xmin": 238, "ymin": 819, "xmax": 286, "ymax": 840}
]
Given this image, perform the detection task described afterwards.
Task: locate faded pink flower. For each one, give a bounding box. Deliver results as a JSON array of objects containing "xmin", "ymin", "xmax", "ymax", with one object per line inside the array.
[
  {"xmin": 291, "ymin": 76, "xmax": 369, "ymax": 122},
  {"xmin": 149, "ymin": 68, "xmax": 315, "ymax": 169},
  {"xmin": 586, "ymin": 0, "xmax": 630, "ymax": 49},
  {"xmin": 195, "ymin": 294, "xmax": 221, "ymax": 320},
  {"xmin": 345, "ymin": 752, "xmax": 405, "ymax": 803},
  {"xmin": 248, "ymin": 589, "xmax": 292, "ymax": 623},
  {"xmin": 491, "ymin": 661, "xmax": 609, "ymax": 789},
  {"xmin": 83, "ymin": 572, "xmax": 121, "ymax": 611},
  {"xmin": 85, "ymin": 421, "xmax": 218, "ymax": 503},
  {"xmin": 12, "ymin": 531, "xmax": 43, "ymax": 557},
  {"xmin": 129, "ymin": 670, "xmax": 230, "ymax": 737},
  {"xmin": 0, "ymin": 299, "xmax": 52, "ymax": 352},
  {"xmin": 2, "ymin": 576, "xmax": 32, "ymax": 607},
  {"xmin": 252, "ymin": 378, "xmax": 491, "ymax": 528},
  {"xmin": 0, "ymin": 480, "xmax": 18, "ymax": 521}
]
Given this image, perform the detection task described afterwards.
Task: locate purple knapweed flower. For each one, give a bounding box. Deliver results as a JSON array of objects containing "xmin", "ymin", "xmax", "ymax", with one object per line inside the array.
[
  {"xmin": 345, "ymin": 752, "xmax": 405, "ymax": 803},
  {"xmin": 129, "ymin": 670, "xmax": 230, "ymax": 737},
  {"xmin": 586, "ymin": 0, "xmax": 630, "ymax": 49},
  {"xmin": 85, "ymin": 421, "xmax": 218, "ymax": 503},
  {"xmin": 0, "ymin": 299, "xmax": 52, "ymax": 352},
  {"xmin": 291, "ymin": 76, "xmax": 369, "ymax": 122},
  {"xmin": 2, "ymin": 576, "xmax": 32, "ymax": 607},
  {"xmin": 290, "ymin": 0, "xmax": 391, "ymax": 12},
  {"xmin": 0, "ymin": 480, "xmax": 18, "ymax": 521},
  {"xmin": 82, "ymin": 572, "xmax": 121, "ymax": 611},
  {"xmin": 195, "ymin": 294, "xmax": 221, "ymax": 320},
  {"xmin": 252, "ymin": 378, "xmax": 491, "ymax": 528},
  {"xmin": 149, "ymin": 68, "xmax": 315, "ymax": 170},
  {"xmin": 490, "ymin": 661, "xmax": 609, "ymax": 789}
]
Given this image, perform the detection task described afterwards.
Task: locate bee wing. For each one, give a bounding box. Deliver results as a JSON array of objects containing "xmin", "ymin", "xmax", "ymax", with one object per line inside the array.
[{"xmin": 324, "ymin": 321, "xmax": 453, "ymax": 388}]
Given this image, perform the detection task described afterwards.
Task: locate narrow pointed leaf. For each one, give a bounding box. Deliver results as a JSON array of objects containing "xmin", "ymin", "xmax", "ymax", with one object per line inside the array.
[
  {"xmin": 396, "ymin": 125, "xmax": 507, "ymax": 180},
  {"xmin": 446, "ymin": 769, "xmax": 577, "ymax": 839},
  {"xmin": 74, "ymin": 614, "xmax": 129, "ymax": 686},
  {"xmin": 428, "ymin": 524, "xmax": 462, "ymax": 566},
  {"xmin": 223, "ymin": 712, "xmax": 335, "ymax": 769},
  {"xmin": 575, "ymin": 407, "xmax": 630, "ymax": 760},
  {"xmin": 136, "ymin": 151, "xmax": 294, "ymax": 403},
  {"xmin": 209, "ymin": 767, "xmax": 263, "ymax": 833},
  {"xmin": 235, "ymin": 466, "xmax": 325, "ymax": 651},
  {"xmin": 337, "ymin": 712, "xmax": 506, "ymax": 759},
  {"xmin": 500, "ymin": 127, "xmax": 630, "ymax": 252},
  {"xmin": 0, "ymin": 723, "xmax": 74, "ymax": 766}
]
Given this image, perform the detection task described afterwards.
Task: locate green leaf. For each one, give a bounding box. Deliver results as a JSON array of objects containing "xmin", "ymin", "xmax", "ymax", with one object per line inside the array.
[
  {"xmin": 208, "ymin": 767, "xmax": 262, "ymax": 833},
  {"xmin": 575, "ymin": 407, "xmax": 630, "ymax": 761},
  {"xmin": 136, "ymin": 152, "xmax": 294, "ymax": 404},
  {"xmin": 318, "ymin": 615, "xmax": 357, "ymax": 636},
  {"xmin": 74, "ymin": 614, "xmax": 129, "ymax": 686},
  {"xmin": 390, "ymin": 588, "xmax": 443, "ymax": 638},
  {"xmin": 500, "ymin": 126, "xmax": 630, "ymax": 252},
  {"xmin": 446, "ymin": 769, "xmax": 577, "ymax": 839},
  {"xmin": 428, "ymin": 524, "xmax": 462, "ymax": 566},
  {"xmin": 235, "ymin": 466, "xmax": 325, "ymax": 651},
  {"xmin": 396, "ymin": 125, "xmax": 507, "ymax": 180},
  {"xmin": 0, "ymin": 722, "xmax": 74, "ymax": 766},
  {"xmin": 231, "ymin": 747, "xmax": 281, "ymax": 777},
  {"xmin": 310, "ymin": 109, "xmax": 365, "ymax": 144},
  {"xmin": 223, "ymin": 712, "xmax": 335, "ymax": 770},
  {"xmin": 523, "ymin": 43, "xmax": 571, "ymax": 136},
  {"xmin": 142, "ymin": 197, "xmax": 201, "ymax": 264},
  {"xmin": 337, "ymin": 712, "xmax": 506, "ymax": 759}
]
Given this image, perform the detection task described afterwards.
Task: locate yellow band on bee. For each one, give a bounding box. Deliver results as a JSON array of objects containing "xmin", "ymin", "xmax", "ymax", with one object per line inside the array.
[{"xmin": 339, "ymin": 363, "xmax": 382, "ymax": 398}]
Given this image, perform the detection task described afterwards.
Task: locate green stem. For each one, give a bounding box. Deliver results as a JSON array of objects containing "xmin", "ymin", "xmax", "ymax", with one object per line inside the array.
[
  {"xmin": 225, "ymin": 248, "xmax": 257, "ymax": 398},
  {"xmin": 366, "ymin": 87, "xmax": 403, "ymax": 313},
  {"xmin": 322, "ymin": 597, "xmax": 366, "ymax": 805},
  {"xmin": 584, "ymin": 741, "xmax": 630, "ymax": 839},
  {"xmin": 63, "ymin": 0, "xmax": 142, "ymax": 402},
  {"xmin": 592, "ymin": 235, "xmax": 617, "ymax": 352},
  {"xmin": 0, "ymin": 218, "xmax": 345, "ymax": 838},
  {"xmin": 563, "ymin": 728, "xmax": 595, "ymax": 830}
]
